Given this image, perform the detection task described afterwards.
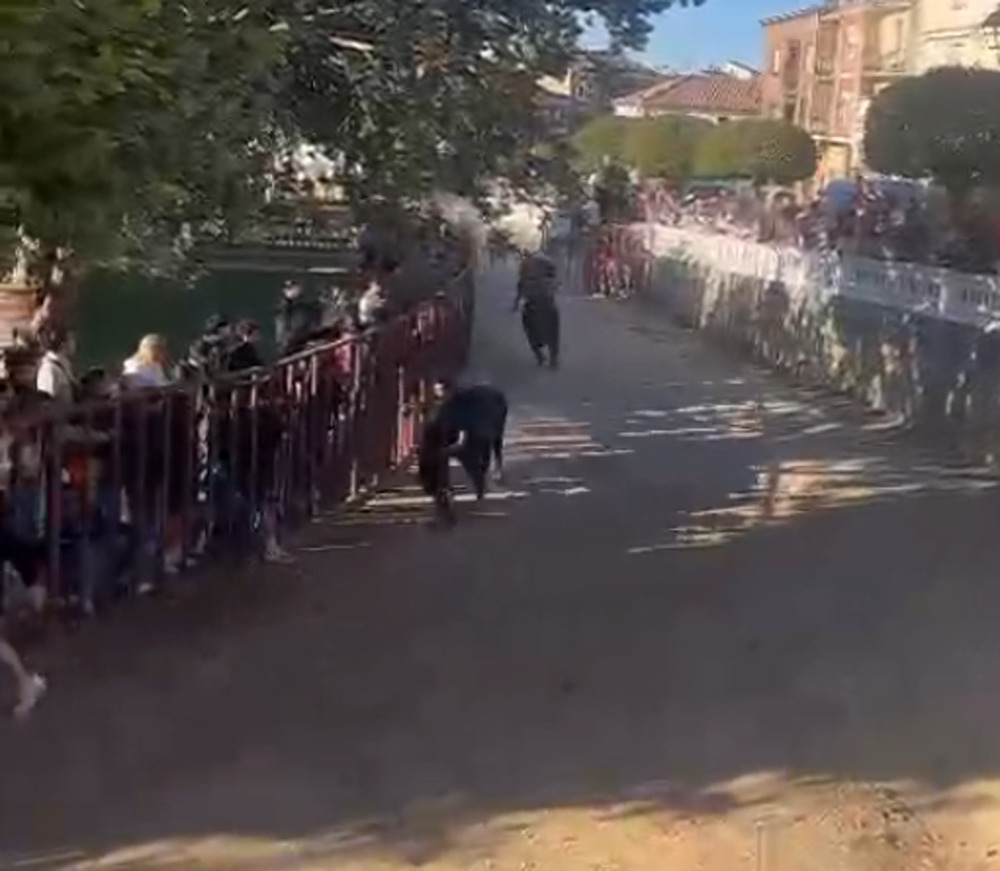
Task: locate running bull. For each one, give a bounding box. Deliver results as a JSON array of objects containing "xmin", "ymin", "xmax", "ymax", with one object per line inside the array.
[{"xmin": 417, "ymin": 380, "xmax": 508, "ymax": 525}]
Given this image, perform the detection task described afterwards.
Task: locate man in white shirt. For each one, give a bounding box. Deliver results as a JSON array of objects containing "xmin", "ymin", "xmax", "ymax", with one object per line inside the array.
[{"xmin": 35, "ymin": 326, "xmax": 75, "ymax": 402}]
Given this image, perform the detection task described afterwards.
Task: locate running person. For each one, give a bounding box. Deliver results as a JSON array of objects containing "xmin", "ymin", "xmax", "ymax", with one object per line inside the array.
[{"xmin": 513, "ymin": 250, "xmax": 560, "ymax": 368}]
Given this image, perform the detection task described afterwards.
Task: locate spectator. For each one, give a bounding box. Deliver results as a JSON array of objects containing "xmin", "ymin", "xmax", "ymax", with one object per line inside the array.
[
  {"xmin": 357, "ymin": 270, "xmax": 391, "ymax": 329},
  {"xmin": 188, "ymin": 316, "xmax": 234, "ymax": 377},
  {"xmin": 123, "ymin": 334, "xmax": 171, "ymax": 388},
  {"xmin": 0, "ymin": 612, "xmax": 45, "ymax": 718},
  {"xmin": 35, "ymin": 325, "xmax": 76, "ymax": 402},
  {"xmin": 275, "ymin": 279, "xmax": 321, "ymax": 357},
  {"xmin": 227, "ymin": 320, "xmax": 265, "ymax": 373}
]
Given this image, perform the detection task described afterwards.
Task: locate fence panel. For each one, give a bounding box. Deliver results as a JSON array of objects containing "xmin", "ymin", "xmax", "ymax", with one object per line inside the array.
[{"xmin": 0, "ymin": 280, "xmax": 468, "ymax": 618}]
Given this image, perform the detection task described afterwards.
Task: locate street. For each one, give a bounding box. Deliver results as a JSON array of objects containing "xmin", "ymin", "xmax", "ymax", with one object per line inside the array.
[{"xmin": 4, "ymin": 262, "xmax": 1000, "ymax": 870}]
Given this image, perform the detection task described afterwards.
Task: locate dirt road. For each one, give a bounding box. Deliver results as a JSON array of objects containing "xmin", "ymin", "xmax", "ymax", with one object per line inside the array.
[{"xmin": 3, "ymin": 264, "xmax": 1000, "ymax": 870}]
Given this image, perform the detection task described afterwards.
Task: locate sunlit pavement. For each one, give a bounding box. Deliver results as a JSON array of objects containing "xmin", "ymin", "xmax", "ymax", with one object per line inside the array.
[{"xmin": 4, "ymin": 262, "xmax": 1000, "ymax": 869}]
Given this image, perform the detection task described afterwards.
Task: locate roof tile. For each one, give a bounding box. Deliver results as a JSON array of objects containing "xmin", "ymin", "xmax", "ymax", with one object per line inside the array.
[{"xmin": 635, "ymin": 73, "xmax": 761, "ymax": 115}]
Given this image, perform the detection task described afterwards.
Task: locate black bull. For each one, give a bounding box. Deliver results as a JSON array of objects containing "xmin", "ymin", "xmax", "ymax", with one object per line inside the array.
[
  {"xmin": 521, "ymin": 300, "xmax": 560, "ymax": 366},
  {"xmin": 417, "ymin": 390, "xmax": 508, "ymax": 519}
]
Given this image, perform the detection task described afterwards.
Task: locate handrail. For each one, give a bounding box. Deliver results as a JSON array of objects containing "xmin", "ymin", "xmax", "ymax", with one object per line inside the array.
[
  {"xmin": 639, "ymin": 223, "xmax": 1000, "ymax": 329},
  {"xmin": 0, "ymin": 271, "xmax": 471, "ymax": 619}
]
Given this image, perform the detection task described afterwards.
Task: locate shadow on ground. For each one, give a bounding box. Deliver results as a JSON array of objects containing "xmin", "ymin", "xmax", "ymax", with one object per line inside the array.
[{"xmin": 3, "ymin": 288, "xmax": 1000, "ymax": 870}]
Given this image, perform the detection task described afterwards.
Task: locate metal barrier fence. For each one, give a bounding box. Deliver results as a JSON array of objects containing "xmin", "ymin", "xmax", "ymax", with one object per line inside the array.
[
  {"xmin": 0, "ymin": 289, "xmax": 468, "ymax": 618},
  {"xmin": 640, "ymin": 223, "xmax": 1000, "ymax": 328}
]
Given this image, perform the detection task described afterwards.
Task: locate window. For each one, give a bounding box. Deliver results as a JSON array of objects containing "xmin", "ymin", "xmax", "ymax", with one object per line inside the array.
[{"xmin": 772, "ymin": 48, "xmax": 781, "ymax": 74}]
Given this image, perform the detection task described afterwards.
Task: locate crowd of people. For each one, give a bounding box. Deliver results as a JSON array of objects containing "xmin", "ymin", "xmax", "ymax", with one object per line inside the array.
[
  {"xmin": 0, "ymin": 215, "xmax": 472, "ymax": 720},
  {"xmin": 638, "ymin": 176, "xmax": 1000, "ymax": 276}
]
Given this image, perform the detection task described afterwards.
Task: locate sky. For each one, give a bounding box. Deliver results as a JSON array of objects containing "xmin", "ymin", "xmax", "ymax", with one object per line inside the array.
[{"xmin": 581, "ymin": 0, "xmax": 801, "ymax": 71}]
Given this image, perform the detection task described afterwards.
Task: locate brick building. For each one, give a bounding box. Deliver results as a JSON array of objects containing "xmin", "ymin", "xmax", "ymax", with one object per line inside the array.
[{"xmin": 762, "ymin": 0, "xmax": 915, "ymax": 183}]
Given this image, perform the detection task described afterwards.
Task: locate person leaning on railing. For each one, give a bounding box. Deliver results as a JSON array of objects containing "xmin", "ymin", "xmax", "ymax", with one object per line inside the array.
[{"xmin": 0, "ymin": 349, "xmax": 49, "ymax": 717}]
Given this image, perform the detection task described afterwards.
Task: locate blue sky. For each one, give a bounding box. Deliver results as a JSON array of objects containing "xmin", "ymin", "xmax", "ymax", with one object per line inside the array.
[{"xmin": 582, "ymin": 0, "xmax": 801, "ymax": 71}]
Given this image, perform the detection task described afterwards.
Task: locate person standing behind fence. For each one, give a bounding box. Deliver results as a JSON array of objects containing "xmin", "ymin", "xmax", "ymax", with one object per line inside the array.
[
  {"xmin": 275, "ymin": 279, "xmax": 322, "ymax": 358},
  {"xmin": 35, "ymin": 325, "xmax": 77, "ymax": 403},
  {"xmin": 123, "ymin": 334, "xmax": 171, "ymax": 388},
  {"xmin": 357, "ymin": 264, "xmax": 394, "ymax": 329},
  {"xmin": 226, "ymin": 320, "xmax": 265, "ymax": 373}
]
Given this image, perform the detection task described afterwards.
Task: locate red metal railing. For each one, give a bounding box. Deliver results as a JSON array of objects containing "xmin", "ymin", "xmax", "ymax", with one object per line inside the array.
[
  {"xmin": 0, "ymin": 281, "xmax": 469, "ymax": 617},
  {"xmin": 583, "ymin": 225, "xmax": 652, "ymax": 299}
]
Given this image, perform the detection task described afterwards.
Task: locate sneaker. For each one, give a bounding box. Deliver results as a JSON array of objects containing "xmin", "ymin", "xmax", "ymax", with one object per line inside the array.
[
  {"xmin": 14, "ymin": 673, "xmax": 46, "ymax": 720},
  {"xmin": 264, "ymin": 542, "xmax": 296, "ymax": 565}
]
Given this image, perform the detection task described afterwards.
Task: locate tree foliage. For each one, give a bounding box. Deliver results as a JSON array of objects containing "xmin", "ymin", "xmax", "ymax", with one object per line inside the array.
[
  {"xmin": 0, "ymin": 0, "xmax": 710, "ymax": 277},
  {"xmin": 572, "ymin": 115, "xmax": 631, "ymax": 170},
  {"xmin": 622, "ymin": 115, "xmax": 710, "ymax": 179},
  {"xmin": 693, "ymin": 119, "xmax": 816, "ymax": 184},
  {"xmin": 0, "ymin": 0, "xmax": 285, "ymax": 279},
  {"xmin": 572, "ymin": 113, "xmax": 709, "ymax": 179},
  {"xmin": 864, "ymin": 67, "xmax": 1000, "ymax": 198}
]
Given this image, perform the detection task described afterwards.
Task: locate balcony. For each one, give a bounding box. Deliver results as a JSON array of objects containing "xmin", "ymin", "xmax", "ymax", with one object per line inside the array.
[
  {"xmin": 821, "ymin": 0, "xmax": 912, "ymax": 16},
  {"xmin": 815, "ymin": 55, "xmax": 836, "ymax": 76},
  {"xmin": 862, "ymin": 48, "xmax": 907, "ymax": 74}
]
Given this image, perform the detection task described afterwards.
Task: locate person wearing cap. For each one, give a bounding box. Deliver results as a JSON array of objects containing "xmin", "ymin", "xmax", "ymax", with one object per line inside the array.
[{"xmin": 275, "ymin": 279, "xmax": 321, "ymax": 357}]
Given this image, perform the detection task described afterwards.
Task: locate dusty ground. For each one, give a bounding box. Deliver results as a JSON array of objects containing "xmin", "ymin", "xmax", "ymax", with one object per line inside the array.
[{"xmin": 3, "ymin": 264, "xmax": 1000, "ymax": 870}]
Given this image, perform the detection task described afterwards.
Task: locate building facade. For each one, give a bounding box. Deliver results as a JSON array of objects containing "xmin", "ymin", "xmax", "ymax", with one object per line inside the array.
[
  {"xmin": 762, "ymin": 0, "xmax": 915, "ymax": 182},
  {"xmin": 915, "ymin": 0, "xmax": 1000, "ymax": 70}
]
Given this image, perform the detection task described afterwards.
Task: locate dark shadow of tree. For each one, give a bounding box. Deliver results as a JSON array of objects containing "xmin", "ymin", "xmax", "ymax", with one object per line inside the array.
[{"xmin": 6, "ymin": 282, "xmax": 1000, "ymax": 869}]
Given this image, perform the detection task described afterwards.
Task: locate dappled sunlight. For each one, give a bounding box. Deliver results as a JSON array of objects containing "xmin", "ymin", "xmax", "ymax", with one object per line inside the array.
[
  {"xmin": 506, "ymin": 416, "xmax": 634, "ymax": 463},
  {"xmin": 42, "ymin": 768, "xmax": 1000, "ymax": 871},
  {"xmin": 630, "ymin": 455, "xmax": 998, "ymax": 554},
  {"xmin": 622, "ymin": 401, "xmax": 765, "ymax": 442}
]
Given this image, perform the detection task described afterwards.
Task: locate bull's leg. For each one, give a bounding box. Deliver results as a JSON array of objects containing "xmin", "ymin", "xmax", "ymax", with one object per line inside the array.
[{"xmin": 459, "ymin": 440, "xmax": 490, "ymax": 501}]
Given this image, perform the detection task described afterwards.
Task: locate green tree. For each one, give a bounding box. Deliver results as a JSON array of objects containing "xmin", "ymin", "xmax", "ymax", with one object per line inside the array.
[
  {"xmin": 692, "ymin": 119, "xmax": 815, "ymax": 185},
  {"xmin": 0, "ymin": 0, "xmax": 285, "ymax": 281},
  {"xmin": 691, "ymin": 122, "xmax": 746, "ymax": 179},
  {"xmin": 622, "ymin": 115, "xmax": 710, "ymax": 179},
  {"xmin": 864, "ymin": 67, "xmax": 1000, "ymax": 205},
  {"xmin": 742, "ymin": 119, "xmax": 817, "ymax": 185},
  {"xmin": 0, "ymin": 0, "xmax": 712, "ymax": 279},
  {"xmin": 571, "ymin": 115, "xmax": 631, "ymax": 170},
  {"xmin": 278, "ymin": 0, "xmax": 709, "ymax": 205}
]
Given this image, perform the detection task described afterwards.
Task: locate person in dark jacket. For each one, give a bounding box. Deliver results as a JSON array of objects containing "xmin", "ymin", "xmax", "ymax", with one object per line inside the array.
[
  {"xmin": 514, "ymin": 251, "xmax": 560, "ymax": 368},
  {"xmin": 417, "ymin": 380, "xmax": 508, "ymax": 524},
  {"xmin": 227, "ymin": 320, "xmax": 265, "ymax": 373},
  {"xmin": 275, "ymin": 280, "xmax": 322, "ymax": 358}
]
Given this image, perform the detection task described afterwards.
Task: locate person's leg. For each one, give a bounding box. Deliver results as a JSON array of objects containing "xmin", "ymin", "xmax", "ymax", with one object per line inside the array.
[
  {"xmin": 521, "ymin": 307, "xmax": 545, "ymax": 365},
  {"xmin": 0, "ymin": 631, "xmax": 45, "ymax": 719},
  {"xmin": 548, "ymin": 306, "xmax": 561, "ymax": 369},
  {"xmin": 262, "ymin": 501, "xmax": 294, "ymax": 563}
]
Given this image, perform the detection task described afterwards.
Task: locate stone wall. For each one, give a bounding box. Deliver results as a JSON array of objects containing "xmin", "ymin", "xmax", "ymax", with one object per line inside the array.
[{"xmin": 639, "ymin": 224, "xmax": 1000, "ymax": 462}]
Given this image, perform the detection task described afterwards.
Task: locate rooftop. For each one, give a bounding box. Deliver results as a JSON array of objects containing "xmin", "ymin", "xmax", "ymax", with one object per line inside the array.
[
  {"xmin": 616, "ymin": 71, "xmax": 761, "ymax": 116},
  {"xmin": 760, "ymin": 4, "xmax": 826, "ymax": 26}
]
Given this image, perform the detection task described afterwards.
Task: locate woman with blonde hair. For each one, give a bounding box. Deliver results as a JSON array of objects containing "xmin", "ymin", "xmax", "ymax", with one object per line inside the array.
[{"xmin": 122, "ymin": 334, "xmax": 170, "ymax": 388}]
